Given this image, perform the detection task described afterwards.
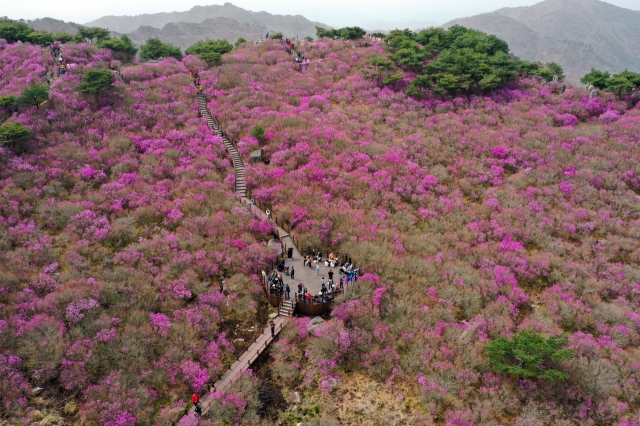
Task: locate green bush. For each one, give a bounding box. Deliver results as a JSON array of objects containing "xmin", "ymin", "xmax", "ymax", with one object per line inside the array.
[
  {"xmin": 0, "ymin": 18, "xmax": 76, "ymax": 45},
  {"xmin": 77, "ymin": 26, "xmax": 111, "ymax": 44},
  {"xmin": 385, "ymin": 25, "xmax": 556, "ymax": 98},
  {"xmin": 18, "ymin": 84, "xmax": 49, "ymax": 109},
  {"xmin": 581, "ymin": 69, "xmax": 640, "ymax": 99},
  {"xmin": 0, "ymin": 122, "xmax": 31, "ymax": 151},
  {"xmin": 78, "ymin": 70, "xmax": 116, "ymax": 103},
  {"xmin": 249, "ymin": 125, "xmax": 266, "ymax": 143},
  {"xmin": 486, "ymin": 330, "xmax": 574, "ymax": 383},
  {"xmin": 98, "ymin": 35, "xmax": 138, "ymax": 60},
  {"xmin": 316, "ymin": 26, "xmax": 365, "ymax": 40},
  {"xmin": 185, "ymin": 39, "xmax": 233, "ymax": 67},
  {"xmin": 140, "ymin": 37, "xmax": 182, "ymax": 61}
]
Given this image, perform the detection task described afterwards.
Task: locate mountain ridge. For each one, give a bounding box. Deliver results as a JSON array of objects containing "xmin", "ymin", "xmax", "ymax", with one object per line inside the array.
[
  {"xmin": 445, "ymin": 0, "xmax": 640, "ymax": 82},
  {"xmin": 85, "ymin": 2, "xmax": 329, "ymax": 39}
]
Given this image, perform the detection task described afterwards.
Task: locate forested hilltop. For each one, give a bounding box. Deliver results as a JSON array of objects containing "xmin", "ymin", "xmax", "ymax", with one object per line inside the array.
[{"xmin": 1, "ymin": 23, "xmax": 640, "ymax": 426}]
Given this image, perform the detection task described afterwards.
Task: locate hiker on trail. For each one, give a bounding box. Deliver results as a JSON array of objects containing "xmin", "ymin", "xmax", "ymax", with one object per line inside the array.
[
  {"xmin": 297, "ymin": 282, "xmax": 303, "ymax": 294},
  {"xmin": 195, "ymin": 404, "xmax": 202, "ymax": 417},
  {"xmin": 290, "ymin": 267, "xmax": 295, "ymax": 280},
  {"xmin": 192, "ymin": 394, "xmax": 199, "ymax": 405},
  {"xmin": 285, "ymin": 283, "xmax": 290, "ymax": 299},
  {"xmin": 270, "ymin": 321, "xmax": 275, "ymax": 337},
  {"xmin": 316, "ymin": 262, "xmax": 320, "ymax": 275},
  {"xmin": 266, "ymin": 209, "xmax": 271, "ymax": 219}
]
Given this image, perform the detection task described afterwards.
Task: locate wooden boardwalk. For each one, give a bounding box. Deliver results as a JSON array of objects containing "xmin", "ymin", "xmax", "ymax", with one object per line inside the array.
[
  {"xmin": 175, "ymin": 88, "xmax": 354, "ymax": 424},
  {"xmin": 178, "ymin": 91, "xmax": 294, "ymax": 421},
  {"xmin": 196, "ymin": 93, "xmax": 246, "ymax": 196},
  {"xmin": 189, "ymin": 316, "xmax": 287, "ymax": 416}
]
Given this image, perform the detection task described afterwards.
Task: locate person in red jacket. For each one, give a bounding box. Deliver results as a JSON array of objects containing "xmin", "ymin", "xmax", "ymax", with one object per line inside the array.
[{"xmin": 192, "ymin": 394, "xmax": 199, "ymax": 404}]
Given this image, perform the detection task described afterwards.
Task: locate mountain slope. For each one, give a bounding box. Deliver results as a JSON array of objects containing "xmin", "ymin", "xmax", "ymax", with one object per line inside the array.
[
  {"xmin": 85, "ymin": 2, "xmax": 328, "ymax": 39},
  {"xmin": 445, "ymin": 0, "xmax": 640, "ymax": 82},
  {"xmin": 125, "ymin": 18, "xmax": 267, "ymax": 50},
  {"xmin": 25, "ymin": 17, "xmax": 81, "ymax": 34}
]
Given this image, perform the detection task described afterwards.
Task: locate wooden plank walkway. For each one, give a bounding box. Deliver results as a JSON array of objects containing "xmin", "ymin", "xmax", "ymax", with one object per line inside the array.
[
  {"xmin": 197, "ymin": 93, "xmax": 246, "ymax": 196},
  {"xmin": 177, "ymin": 87, "xmax": 353, "ymax": 424},
  {"xmin": 173, "ymin": 90, "xmax": 293, "ymax": 423},
  {"xmin": 189, "ymin": 316, "xmax": 287, "ymax": 416}
]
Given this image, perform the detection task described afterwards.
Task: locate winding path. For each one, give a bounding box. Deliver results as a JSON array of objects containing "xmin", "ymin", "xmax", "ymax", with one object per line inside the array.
[
  {"xmin": 196, "ymin": 93, "xmax": 246, "ymax": 196},
  {"xmin": 177, "ymin": 81, "xmax": 348, "ymax": 423},
  {"xmin": 182, "ymin": 91, "xmax": 292, "ymax": 419}
]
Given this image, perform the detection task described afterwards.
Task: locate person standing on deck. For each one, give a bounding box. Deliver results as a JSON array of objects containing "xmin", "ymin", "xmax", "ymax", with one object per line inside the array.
[
  {"xmin": 270, "ymin": 321, "xmax": 275, "ymax": 337},
  {"xmin": 290, "ymin": 267, "xmax": 295, "ymax": 280},
  {"xmin": 316, "ymin": 262, "xmax": 320, "ymax": 275}
]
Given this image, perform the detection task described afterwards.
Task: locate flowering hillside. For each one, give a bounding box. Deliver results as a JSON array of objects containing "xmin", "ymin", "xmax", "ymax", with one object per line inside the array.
[
  {"xmin": 0, "ymin": 41, "xmax": 277, "ymax": 425},
  {"xmin": 2, "ymin": 34, "xmax": 640, "ymax": 426},
  {"xmin": 196, "ymin": 39, "xmax": 640, "ymax": 424}
]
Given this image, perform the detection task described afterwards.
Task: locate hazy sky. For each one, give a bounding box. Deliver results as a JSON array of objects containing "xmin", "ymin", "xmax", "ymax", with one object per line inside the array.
[{"xmin": 6, "ymin": 0, "xmax": 639, "ymax": 27}]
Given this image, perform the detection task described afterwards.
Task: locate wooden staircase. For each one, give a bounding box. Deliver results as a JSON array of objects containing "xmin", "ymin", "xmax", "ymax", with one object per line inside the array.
[
  {"xmin": 196, "ymin": 93, "xmax": 246, "ymax": 196},
  {"xmin": 279, "ymin": 299, "xmax": 296, "ymax": 317}
]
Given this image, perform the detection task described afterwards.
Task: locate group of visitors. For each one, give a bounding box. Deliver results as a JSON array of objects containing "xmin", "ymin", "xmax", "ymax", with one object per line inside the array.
[
  {"xmin": 190, "ymin": 71, "xmax": 203, "ymax": 93},
  {"xmin": 45, "ymin": 41, "xmax": 67, "ymax": 76},
  {"xmin": 285, "ymin": 38, "xmax": 295, "ymax": 52},
  {"xmin": 320, "ymin": 270, "xmax": 340, "ymax": 294},
  {"xmin": 267, "ymin": 270, "xmax": 286, "ymax": 295},
  {"xmin": 303, "ymin": 251, "xmax": 323, "ymax": 268}
]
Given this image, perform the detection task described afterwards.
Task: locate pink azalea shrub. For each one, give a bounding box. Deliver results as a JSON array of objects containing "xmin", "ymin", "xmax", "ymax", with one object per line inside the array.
[
  {"xmin": 201, "ymin": 38, "xmax": 640, "ymax": 424},
  {"xmin": 0, "ymin": 40, "xmax": 274, "ymax": 425},
  {"xmin": 2, "ymin": 35, "xmax": 640, "ymax": 425}
]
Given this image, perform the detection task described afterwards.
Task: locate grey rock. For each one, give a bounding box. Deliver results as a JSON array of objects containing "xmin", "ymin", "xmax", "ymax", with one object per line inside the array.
[
  {"xmin": 291, "ymin": 391, "xmax": 302, "ymax": 403},
  {"xmin": 269, "ymin": 312, "xmax": 279, "ymax": 319},
  {"xmin": 250, "ymin": 149, "xmax": 265, "ymax": 162},
  {"xmin": 589, "ymin": 89, "xmax": 599, "ymax": 99},
  {"xmin": 31, "ymin": 387, "xmax": 43, "ymax": 396},
  {"xmin": 308, "ymin": 316, "xmax": 325, "ymax": 333}
]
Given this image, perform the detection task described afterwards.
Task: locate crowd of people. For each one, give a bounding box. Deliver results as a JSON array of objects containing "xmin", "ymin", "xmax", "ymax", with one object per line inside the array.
[
  {"xmin": 190, "ymin": 71, "xmax": 203, "ymax": 93},
  {"xmin": 45, "ymin": 41, "xmax": 67, "ymax": 77}
]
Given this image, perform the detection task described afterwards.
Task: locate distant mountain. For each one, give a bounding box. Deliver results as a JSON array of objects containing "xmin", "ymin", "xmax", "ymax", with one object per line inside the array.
[
  {"xmin": 125, "ymin": 18, "xmax": 266, "ymax": 50},
  {"xmin": 24, "ymin": 17, "xmax": 81, "ymax": 34},
  {"xmin": 444, "ymin": 0, "xmax": 640, "ymax": 83},
  {"xmin": 365, "ymin": 20, "xmax": 440, "ymax": 32},
  {"xmin": 85, "ymin": 2, "xmax": 329, "ymax": 43}
]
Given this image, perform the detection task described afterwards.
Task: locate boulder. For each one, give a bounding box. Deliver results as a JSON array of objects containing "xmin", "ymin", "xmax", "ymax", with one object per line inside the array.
[
  {"xmin": 589, "ymin": 89, "xmax": 599, "ymax": 99},
  {"xmin": 269, "ymin": 312, "xmax": 278, "ymax": 319},
  {"xmin": 250, "ymin": 149, "xmax": 264, "ymax": 163},
  {"xmin": 309, "ymin": 316, "xmax": 325, "ymax": 333},
  {"xmin": 268, "ymin": 238, "xmax": 282, "ymax": 252},
  {"xmin": 291, "ymin": 391, "xmax": 302, "ymax": 403},
  {"xmin": 31, "ymin": 387, "xmax": 43, "ymax": 396}
]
